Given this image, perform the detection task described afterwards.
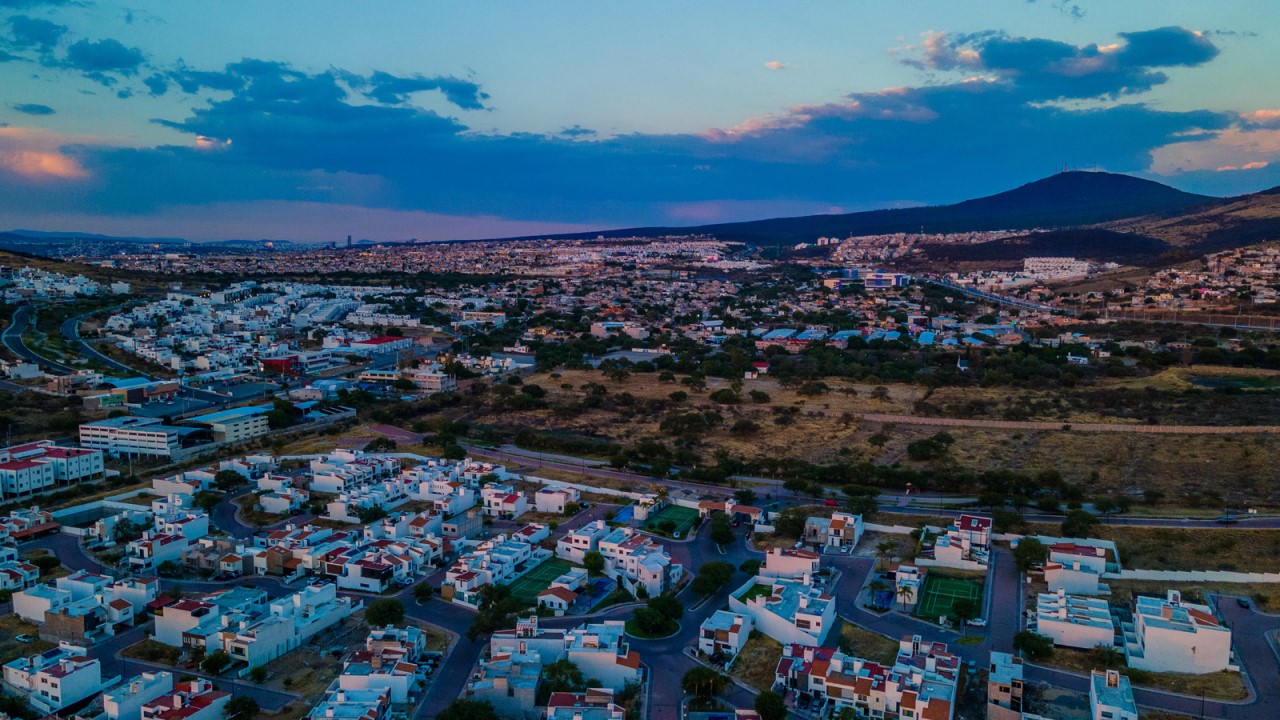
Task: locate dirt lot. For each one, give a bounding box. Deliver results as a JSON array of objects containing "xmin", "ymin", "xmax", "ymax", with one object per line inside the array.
[
  {"xmin": 1025, "ymin": 523, "xmax": 1280, "ymax": 573},
  {"xmin": 0, "ymin": 614, "xmax": 53, "ymax": 665},
  {"xmin": 466, "ymin": 369, "xmax": 1280, "ymax": 506},
  {"xmin": 730, "ymin": 631, "xmax": 783, "ymax": 691},
  {"xmin": 1041, "ymin": 645, "xmax": 1247, "ymax": 701},
  {"xmin": 122, "ymin": 638, "xmax": 182, "ymax": 665},
  {"xmin": 837, "ymin": 618, "xmax": 900, "ymax": 665}
]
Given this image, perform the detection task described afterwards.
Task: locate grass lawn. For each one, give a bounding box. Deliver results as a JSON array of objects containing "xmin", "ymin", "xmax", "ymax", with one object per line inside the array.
[
  {"xmin": 837, "ymin": 619, "xmax": 900, "ymax": 665},
  {"xmin": 1041, "ymin": 646, "xmax": 1247, "ymax": 701},
  {"xmin": 506, "ymin": 558, "xmax": 578, "ymax": 603},
  {"xmin": 644, "ymin": 504, "xmax": 700, "ymax": 537},
  {"xmin": 591, "ymin": 585, "xmax": 635, "ymax": 612},
  {"xmin": 913, "ymin": 574, "xmax": 983, "ymax": 622},
  {"xmin": 737, "ymin": 583, "xmax": 775, "ymax": 603},
  {"xmin": 730, "ymin": 631, "xmax": 783, "ymax": 691}
]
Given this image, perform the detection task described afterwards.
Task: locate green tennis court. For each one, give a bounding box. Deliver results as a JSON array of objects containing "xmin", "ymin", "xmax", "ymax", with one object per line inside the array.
[
  {"xmin": 913, "ymin": 574, "xmax": 983, "ymax": 621},
  {"xmin": 507, "ymin": 558, "xmax": 578, "ymax": 603},
  {"xmin": 643, "ymin": 504, "xmax": 700, "ymax": 537}
]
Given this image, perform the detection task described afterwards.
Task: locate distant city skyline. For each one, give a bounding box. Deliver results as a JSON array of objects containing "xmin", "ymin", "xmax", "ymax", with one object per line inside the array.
[{"xmin": 1, "ymin": 0, "xmax": 1278, "ymax": 242}]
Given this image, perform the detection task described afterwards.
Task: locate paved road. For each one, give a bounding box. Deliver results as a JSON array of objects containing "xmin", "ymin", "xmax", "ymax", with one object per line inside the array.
[
  {"xmin": 1, "ymin": 305, "xmax": 73, "ymax": 372},
  {"xmin": 59, "ymin": 305, "xmax": 149, "ymax": 377}
]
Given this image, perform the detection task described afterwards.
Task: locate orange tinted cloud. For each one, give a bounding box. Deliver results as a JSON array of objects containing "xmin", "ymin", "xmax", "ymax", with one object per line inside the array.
[{"xmin": 0, "ymin": 127, "xmax": 92, "ymax": 180}]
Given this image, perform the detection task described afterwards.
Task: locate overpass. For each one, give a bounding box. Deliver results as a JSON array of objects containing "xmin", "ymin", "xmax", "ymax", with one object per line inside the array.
[{"xmin": 921, "ymin": 276, "xmax": 1062, "ymax": 314}]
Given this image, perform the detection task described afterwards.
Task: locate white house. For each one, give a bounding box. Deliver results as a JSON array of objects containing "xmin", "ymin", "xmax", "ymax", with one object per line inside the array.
[
  {"xmin": 729, "ymin": 576, "xmax": 835, "ymax": 646},
  {"xmin": 1125, "ymin": 590, "xmax": 1234, "ymax": 675},
  {"xmin": 1090, "ymin": 670, "xmax": 1138, "ymax": 720},
  {"xmin": 139, "ymin": 679, "xmax": 229, "ymax": 720},
  {"xmin": 1034, "ymin": 590, "xmax": 1116, "ymax": 650},
  {"xmin": 802, "ymin": 512, "xmax": 864, "ymax": 550},
  {"xmin": 103, "ymin": 671, "xmax": 174, "ymax": 720},
  {"xmin": 557, "ymin": 520, "xmax": 610, "ymax": 563},
  {"xmin": 596, "ymin": 526, "xmax": 683, "ymax": 597},
  {"xmin": 760, "ymin": 547, "xmax": 820, "ymax": 581},
  {"xmin": 1044, "ymin": 543, "xmax": 1109, "ymax": 596},
  {"xmin": 2, "ymin": 641, "xmax": 104, "ymax": 715},
  {"xmin": 535, "ymin": 486, "xmax": 581, "ymax": 514},
  {"xmin": 698, "ymin": 610, "xmax": 753, "ymax": 659}
]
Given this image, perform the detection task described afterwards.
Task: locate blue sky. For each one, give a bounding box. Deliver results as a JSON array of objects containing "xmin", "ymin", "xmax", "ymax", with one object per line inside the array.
[{"xmin": 1, "ymin": 0, "xmax": 1278, "ymax": 242}]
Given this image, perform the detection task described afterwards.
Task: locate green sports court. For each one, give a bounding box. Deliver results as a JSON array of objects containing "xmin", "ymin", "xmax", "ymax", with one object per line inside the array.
[
  {"xmin": 643, "ymin": 504, "xmax": 700, "ymax": 537},
  {"xmin": 506, "ymin": 558, "xmax": 580, "ymax": 603},
  {"xmin": 913, "ymin": 574, "xmax": 984, "ymax": 622}
]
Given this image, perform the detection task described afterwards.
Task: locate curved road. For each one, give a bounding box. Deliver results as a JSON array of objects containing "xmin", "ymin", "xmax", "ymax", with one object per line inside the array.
[
  {"xmin": 59, "ymin": 306, "xmax": 151, "ymax": 378},
  {"xmin": 1, "ymin": 304, "xmax": 73, "ymax": 372}
]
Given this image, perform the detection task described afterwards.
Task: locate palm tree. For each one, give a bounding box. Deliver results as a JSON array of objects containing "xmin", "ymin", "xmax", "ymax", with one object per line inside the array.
[
  {"xmin": 896, "ymin": 584, "xmax": 915, "ymax": 612},
  {"xmin": 875, "ymin": 540, "xmax": 895, "ymax": 571}
]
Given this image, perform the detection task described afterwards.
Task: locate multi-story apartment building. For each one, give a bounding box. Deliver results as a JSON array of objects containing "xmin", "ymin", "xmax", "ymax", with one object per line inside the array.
[{"xmin": 0, "ymin": 440, "xmax": 104, "ymax": 498}]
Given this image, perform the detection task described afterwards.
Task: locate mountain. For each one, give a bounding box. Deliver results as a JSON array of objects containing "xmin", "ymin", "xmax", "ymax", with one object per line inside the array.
[
  {"xmin": 1103, "ymin": 185, "xmax": 1280, "ymax": 254},
  {"xmin": 496, "ymin": 171, "xmax": 1214, "ymax": 246}
]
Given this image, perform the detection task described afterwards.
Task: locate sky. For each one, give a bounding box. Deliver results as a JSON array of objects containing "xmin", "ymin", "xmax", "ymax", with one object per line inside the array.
[{"xmin": 1, "ymin": 0, "xmax": 1279, "ymax": 242}]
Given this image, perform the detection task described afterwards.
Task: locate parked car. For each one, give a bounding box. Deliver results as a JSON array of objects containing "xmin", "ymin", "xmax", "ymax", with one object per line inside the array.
[
  {"xmin": 967, "ymin": 618, "xmax": 987, "ymax": 627},
  {"xmin": 823, "ymin": 499, "xmax": 838, "ymax": 507},
  {"xmin": 1237, "ymin": 597, "xmax": 1251, "ymax": 609},
  {"xmin": 14, "ymin": 635, "xmax": 33, "ymax": 644}
]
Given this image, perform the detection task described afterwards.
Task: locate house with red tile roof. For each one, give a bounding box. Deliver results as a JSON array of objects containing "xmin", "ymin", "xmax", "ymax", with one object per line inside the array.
[{"xmin": 140, "ymin": 679, "xmax": 229, "ymax": 720}]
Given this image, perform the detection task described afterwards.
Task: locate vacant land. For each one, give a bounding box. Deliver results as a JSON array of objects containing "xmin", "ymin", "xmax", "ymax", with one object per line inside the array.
[
  {"xmin": 123, "ymin": 638, "xmax": 183, "ymax": 665},
  {"xmin": 463, "ymin": 369, "xmax": 1280, "ymax": 505},
  {"xmin": 730, "ymin": 631, "xmax": 783, "ymax": 691},
  {"xmin": 1025, "ymin": 523, "xmax": 1280, "ymax": 573},
  {"xmin": 1042, "ymin": 646, "xmax": 1247, "ymax": 701},
  {"xmin": 0, "ymin": 614, "xmax": 54, "ymax": 665},
  {"xmin": 1105, "ymin": 579, "xmax": 1280, "ymax": 612},
  {"xmin": 837, "ymin": 618, "xmax": 900, "ymax": 665}
]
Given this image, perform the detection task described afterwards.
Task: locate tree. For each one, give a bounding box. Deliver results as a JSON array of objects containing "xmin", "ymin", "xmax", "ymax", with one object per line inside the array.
[
  {"xmin": 846, "ymin": 493, "xmax": 878, "ymax": 517},
  {"xmin": 631, "ymin": 607, "xmax": 670, "ymax": 635},
  {"xmin": 875, "ymin": 539, "xmax": 895, "ymax": 570},
  {"xmin": 1013, "ymin": 631, "xmax": 1054, "ymax": 661},
  {"xmin": 896, "ymin": 583, "xmax": 915, "ymax": 611},
  {"xmin": 31, "ymin": 555, "xmax": 61, "ymax": 575},
  {"xmin": 392, "ymin": 377, "xmax": 416, "ymax": 391},
  {"xmin": 438, "ymin": 699, "xmax": 500, "ymax": 720},
  {"xmin": 157, "ymin": 560, "xmax": 182, "ymax": 577},
  {"xmin": 739, "ymin": 559, "xmax": 761, "ymax": 575},
  {"xmin": 690, "ymin": 561, "xmax": 735, "ymax": 596},
  {"xmin": 468, "ymin": 586, "xmax": 526, "ymax": 641},
  {"xmin": 249, "ymin": 666, "xmax": 267, "ymax": 683},
  {"xmin": 773, "ymin": 507, "xmax": 806, "ymax": 538},
  {"xmin": 1060, "ymin": 509, "xmax": 1100, "ymax": 539},
  {"xmin": 734, "ymin": 488, "xmax": 758, "ymax": 505},
  {"xmin": 647, "ymin": 594, "xmax": 684, "ymax": 621},
  {"xmin": 538, "ymin": 658, "xmax": 588, "ymax": 704},
  {"xmin": 213, "ymin": 469, "xmax": 246, "ymax": 492},
  {"xmin": 201, "ymin": 650, "xmax": 231, "ymax": 675},
  {"xmin": 413, "ymin": 583, "xmax": 435, "ymax": 603},
  {"xmin": 365, "ymin": 599, "xmax": 405, "ymax": 626},
  {"xmin": 1012, "ymin": 537, "xmax": 1048, "ymax": 571},
  {"xmin": 192, "ymin": 491, "xmax": 222, "ymax": 513},
  {"xmin": 225, "ymin": 696, "xmax": 260, "ymax": 720},
  {"xmin": 755, "ymin": 690, "xmax": 787, "ymax": 720},
  {"xmin": 952, "ymin": 598, "xmax": 979, "ymax": 634},
  {"xmin": 583, "ymin": 551, "xmax": 605, "ymax": 576},
  {"xmin": 681, "ymin": 666, "xmax": 728, "ymax": 698},
  {"xmin": 710, "ymin": 515, "xmax": 735, "ymax": 546}
]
